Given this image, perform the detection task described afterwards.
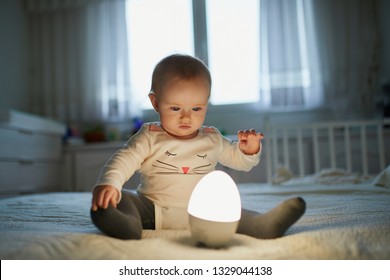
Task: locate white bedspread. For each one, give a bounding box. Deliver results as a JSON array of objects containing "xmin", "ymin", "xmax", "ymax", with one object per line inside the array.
[{"xmin": 0, "ymin": 182, "xmax": 389, "ymax": 260}]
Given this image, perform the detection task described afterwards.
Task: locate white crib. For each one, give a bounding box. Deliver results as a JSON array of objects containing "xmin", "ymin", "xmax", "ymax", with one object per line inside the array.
[{"xmin": 264, "ymin": 119, "xmax": 390, "ymax": 183}]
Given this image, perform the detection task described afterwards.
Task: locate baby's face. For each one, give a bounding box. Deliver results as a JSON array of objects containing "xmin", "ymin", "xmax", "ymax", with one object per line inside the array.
[{"xmin": 150, "ymin": 77, "xmax": 210, "ymax": 139}]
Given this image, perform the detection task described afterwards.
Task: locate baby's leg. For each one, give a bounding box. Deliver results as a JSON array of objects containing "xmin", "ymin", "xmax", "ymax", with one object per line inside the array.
[
  {"xmin": 237, "ymin": 197, "xmax": 306, "ymax": 239},
  {"xmin": 90, "ymin": 190, "xmax": 154, "ymax": 240}
]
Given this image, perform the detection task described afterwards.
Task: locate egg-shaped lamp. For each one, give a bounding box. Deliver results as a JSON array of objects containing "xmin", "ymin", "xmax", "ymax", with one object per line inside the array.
[{"xmin": 187, "ymin": 170, "xmax": 241, "ymax": 247}]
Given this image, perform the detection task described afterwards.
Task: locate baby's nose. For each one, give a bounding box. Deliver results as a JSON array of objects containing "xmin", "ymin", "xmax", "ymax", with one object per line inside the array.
[{"xmin": 180, "ymin": 110, "xmax": 191, "ymax": 119}]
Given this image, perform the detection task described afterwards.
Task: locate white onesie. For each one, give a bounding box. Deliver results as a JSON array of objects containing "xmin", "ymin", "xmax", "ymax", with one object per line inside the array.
[{"xmin": 94, "ymin": 122, "xmax": 260, "ymax": 229}]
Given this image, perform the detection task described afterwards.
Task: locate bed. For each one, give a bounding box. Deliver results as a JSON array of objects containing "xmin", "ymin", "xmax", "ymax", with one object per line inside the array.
[
  {"xmin": 0, "ymin": 178, "xmax": 389, "ymax": 260},
  {"xmin": 1, "ymin": 119, "xmax": 389, "ymax": 260}
]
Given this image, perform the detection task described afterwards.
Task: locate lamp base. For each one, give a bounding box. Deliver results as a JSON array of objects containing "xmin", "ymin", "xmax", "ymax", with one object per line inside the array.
[{"xmin": 188, "ymin": 214, "xmax": 239, "ymax": 248}]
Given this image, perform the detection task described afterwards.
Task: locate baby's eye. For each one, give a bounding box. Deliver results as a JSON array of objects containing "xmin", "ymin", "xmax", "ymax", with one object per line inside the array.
[
  {"xmin": 170, "ymin": 107, "xmax": 180, "ymax": 111},
  {"xmin": 192, "ymin": 107, "xmax": 202, "ymax": 112}
]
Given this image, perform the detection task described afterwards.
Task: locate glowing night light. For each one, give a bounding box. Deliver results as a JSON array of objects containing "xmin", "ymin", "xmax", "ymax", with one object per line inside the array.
[{"xmin": 187, "ymin": 170, "xmax": 241, "ymax": 247}]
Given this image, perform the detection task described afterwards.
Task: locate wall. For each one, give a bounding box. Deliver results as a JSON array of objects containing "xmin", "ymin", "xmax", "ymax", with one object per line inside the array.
[
  {"xmin": 378, "ymin": 0, "xmax": 390, "ymax": 85},
  {"xmin": 0, "ymin": 0, "xmax": 29, "ymax": 114}
]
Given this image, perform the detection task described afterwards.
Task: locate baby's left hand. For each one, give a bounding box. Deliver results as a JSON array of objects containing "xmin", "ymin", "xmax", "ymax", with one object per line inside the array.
[{"xmin": 238, "ymin": 129, "xmax": 264, "ymax": 155}]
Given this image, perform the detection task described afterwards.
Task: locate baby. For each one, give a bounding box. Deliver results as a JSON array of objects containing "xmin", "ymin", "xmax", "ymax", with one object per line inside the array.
[{"xmin": 91, "ymin": 54, "xmax": 305, "ymax": 240}]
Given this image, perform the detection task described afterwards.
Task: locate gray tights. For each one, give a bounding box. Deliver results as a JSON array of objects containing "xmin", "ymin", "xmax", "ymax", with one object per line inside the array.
[{"xmin": 91, "ymin": 190, "xmax": 306, "ymax": 240}]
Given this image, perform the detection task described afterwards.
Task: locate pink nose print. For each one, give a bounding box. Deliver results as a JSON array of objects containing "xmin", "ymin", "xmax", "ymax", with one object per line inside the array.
[{"xmin": 182, "ymin": 167, "xmax": 190, "ymax": 174}]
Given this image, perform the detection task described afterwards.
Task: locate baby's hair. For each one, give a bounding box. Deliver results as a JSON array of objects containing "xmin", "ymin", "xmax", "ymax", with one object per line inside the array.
[{"xmin": 150, "ymin": 54, "xmax": 212, "ymax": 95}]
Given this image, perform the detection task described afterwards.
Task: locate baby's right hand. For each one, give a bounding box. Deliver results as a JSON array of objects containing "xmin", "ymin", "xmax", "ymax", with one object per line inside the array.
[{"xmin": 91, "ymin": 185, "xmax": 119, "ymax": 211}]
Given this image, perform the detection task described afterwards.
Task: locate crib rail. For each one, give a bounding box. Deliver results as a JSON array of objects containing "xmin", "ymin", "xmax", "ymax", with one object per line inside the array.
[{"xmin": 264, "ymin": 119, "xmax": 390, "ymax": 183}]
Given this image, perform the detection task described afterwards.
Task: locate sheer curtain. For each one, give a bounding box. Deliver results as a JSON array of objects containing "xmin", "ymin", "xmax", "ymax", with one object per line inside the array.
[
  {"xmin": 25, "ymin": 0, "xmax": 134, "ymax": 124},
  {"xmin": 310, "ymin": 0, "xmax": 380, "ymax": 118},
  {"xmin": 258, "ymin": 0, "xmax": 379, "ymax": 116},
  {"xmin": 259, "ymin": 0, "xmax": 323, "ymax": 110}
]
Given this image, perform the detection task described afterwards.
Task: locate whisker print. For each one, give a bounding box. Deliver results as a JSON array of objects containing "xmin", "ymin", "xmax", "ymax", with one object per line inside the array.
[
  {"xmin": 152, "ymin": 165, "xmax": 178, "ymax": 172},
  {"xmin": 155, "ymin": 172, "xmax": 185, "ymax": 174},
  {"xmin": 193, "ymin": 171, "xmax": 209, "ymax": 174},
  {"xmin": 155, "ymin": 160, "xmax": 179, "ymax": 170},
  {"xmin": 193, "ymin": 164, "xmax": 212, "ymax": 170},
  {"xmin": 152, "ymin": 159, "xmax": 211, "ymax": 175}
]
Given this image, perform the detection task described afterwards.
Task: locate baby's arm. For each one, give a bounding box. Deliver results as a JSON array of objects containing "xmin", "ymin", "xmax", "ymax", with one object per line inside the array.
[
  {"xmin": 91, "ymin": 185, "xmax": 120, "ymax": 211},
  {"xmin": 238, "ymin": 129, "xmax": 264, "ymax": 155}
]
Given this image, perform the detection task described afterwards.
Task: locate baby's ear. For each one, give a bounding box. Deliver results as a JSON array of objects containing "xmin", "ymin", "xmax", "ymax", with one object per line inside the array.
[{"xmin": 148, "ymin": 93, "xmax": 159, "ymax": 113}]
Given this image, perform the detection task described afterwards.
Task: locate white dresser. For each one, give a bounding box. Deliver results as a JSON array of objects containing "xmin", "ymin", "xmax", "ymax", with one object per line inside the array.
[
  {"xmin": 63, "ymin": 141, "xmax": 140, "ymax": 192},
  {"xmin": 0, "ymin": 110, "xmax": 66, "ymax": 196}
]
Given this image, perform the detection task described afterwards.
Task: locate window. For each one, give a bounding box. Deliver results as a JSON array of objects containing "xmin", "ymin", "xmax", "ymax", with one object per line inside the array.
[
  {"xmin": 126, "ymin": 0, "xmax": 194, "ymax": 109},
  {"xmin": 126, "ymin": 0, "xmax": 321, "ymax": 111},
  {"xmin": 206, "ymin": 0, "xmax": 260, "ymax": 105}
]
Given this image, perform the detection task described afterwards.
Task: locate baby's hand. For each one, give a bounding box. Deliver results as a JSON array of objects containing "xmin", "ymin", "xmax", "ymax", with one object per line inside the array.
[
  {"xmin": 91, "ymin": 185, "xmax": 119, "ymax": 211},
  {"xmin": 238, "ymin": 129, "xmax": 264, "ymax": 155}
]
